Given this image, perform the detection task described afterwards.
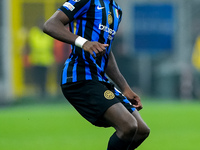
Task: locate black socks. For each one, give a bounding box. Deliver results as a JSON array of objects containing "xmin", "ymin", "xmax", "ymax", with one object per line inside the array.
[{"xmin": 107, "ymin": 132, "xmax": 131, "ymax": 150}]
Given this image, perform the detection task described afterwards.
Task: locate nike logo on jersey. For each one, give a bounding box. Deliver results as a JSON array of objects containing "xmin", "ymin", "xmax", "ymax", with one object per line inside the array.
[{"xmin": 97, "ymin": 6, "xmax": 104, "ymax": 10}]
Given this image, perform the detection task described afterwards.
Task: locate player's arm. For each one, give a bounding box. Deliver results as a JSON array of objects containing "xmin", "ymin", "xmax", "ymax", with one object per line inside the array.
[
  {"xmin": 106, "ymin": 51, "xmax": 143, "ymax": 111},
  {"xmin": 43, "ymin": 11, "xmax": 77, "ymax": 45},
  {"xmin": 43, "ymin": 11, "xmax": 108, "ymax": 58}
]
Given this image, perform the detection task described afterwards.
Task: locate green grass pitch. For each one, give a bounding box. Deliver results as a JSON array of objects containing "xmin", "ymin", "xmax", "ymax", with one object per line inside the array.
[{"xmin": 0, "ymin": 99, "xmax": 200, "ymax": 150}]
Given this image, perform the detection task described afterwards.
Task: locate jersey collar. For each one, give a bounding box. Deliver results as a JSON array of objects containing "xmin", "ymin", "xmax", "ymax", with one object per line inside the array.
[
  {"xmin": 104, "ymin": 0, "xmax": 118, "ymax": 8},
  {"xmin": 111, "ymin": 0, "xmax": 119, "ymax": 9}
]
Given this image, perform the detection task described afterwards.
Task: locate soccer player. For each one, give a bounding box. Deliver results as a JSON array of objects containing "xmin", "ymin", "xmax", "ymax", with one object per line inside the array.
[{"xmin": 43, "ymin": 0, "xmax": 150, "ymax": 149}]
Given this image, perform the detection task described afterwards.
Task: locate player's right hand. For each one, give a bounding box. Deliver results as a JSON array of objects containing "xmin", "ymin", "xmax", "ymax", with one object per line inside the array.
[{"xmin": 82, "ymin": 41, "xmax": 109, "ymax": 59}]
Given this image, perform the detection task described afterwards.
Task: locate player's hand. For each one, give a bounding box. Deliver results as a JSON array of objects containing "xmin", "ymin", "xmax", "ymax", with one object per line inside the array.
[
  {"xmin": 123, "ymin": 90, "xmax": 143, "ymax": 111},
  {"xmin": 82, "ymin": 41, "xmax": 109, "ymax": 59}
]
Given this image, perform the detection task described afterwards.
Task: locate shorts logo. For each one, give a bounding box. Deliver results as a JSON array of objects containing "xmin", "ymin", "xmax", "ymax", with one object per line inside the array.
[
  {"xmin": 104, "ymin": 90, "xmax": 115, "ymax": 100},
  {"xmin": 63, "ymin": 2, "xmax": 75, "ymax": 11}
]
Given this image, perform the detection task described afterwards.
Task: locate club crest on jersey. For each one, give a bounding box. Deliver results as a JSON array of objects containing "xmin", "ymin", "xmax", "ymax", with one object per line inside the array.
[
  {"xmin": 108, "ymin": 12, "xmax": 113, "ymax": 25},
  {"xmin": 104, "ymin": 90, "xmax": 115, "ymax": 100},
  {"xmin": 63, "ymin": 2, "xmax": 75, "ymax": 11}
]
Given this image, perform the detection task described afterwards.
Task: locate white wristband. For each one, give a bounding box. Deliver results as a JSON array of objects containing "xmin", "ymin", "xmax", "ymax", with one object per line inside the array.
[{"xmin": 75, "ymin": 36, "xmax": 88, "ymax": 48}]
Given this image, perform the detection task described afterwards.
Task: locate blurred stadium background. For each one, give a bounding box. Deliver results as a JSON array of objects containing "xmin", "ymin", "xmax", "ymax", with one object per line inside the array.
[
  {"xmin": 1, "ymin": 0, "xmax": 200, "ymax": 101},
  {"xmin": 0, "ymin": 0, "xmax": 200, "ymax": 150}
]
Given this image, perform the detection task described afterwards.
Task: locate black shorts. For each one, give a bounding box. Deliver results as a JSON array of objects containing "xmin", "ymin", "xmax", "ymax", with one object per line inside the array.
[{"xmin": 61, "ymin": 80, "xmax": 136, "ymax": 127}]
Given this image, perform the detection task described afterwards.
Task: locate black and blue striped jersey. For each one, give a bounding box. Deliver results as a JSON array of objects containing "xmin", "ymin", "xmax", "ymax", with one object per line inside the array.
[{"xmin": 59, "ymin": 0, "xmax": 122, "ymax": 84}]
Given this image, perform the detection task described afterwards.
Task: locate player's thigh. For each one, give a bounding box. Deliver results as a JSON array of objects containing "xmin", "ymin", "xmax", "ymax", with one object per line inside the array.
[
  {"xmin": 103, "ymin": 102, "xmax": 137, "ymax": 131},
  {"xmin": 131, "ymin": 110, "xmax": 150, "ymax": 134}
]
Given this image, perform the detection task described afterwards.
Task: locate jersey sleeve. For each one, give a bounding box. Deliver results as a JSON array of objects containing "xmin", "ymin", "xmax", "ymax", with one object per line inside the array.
[
  {"xmin": 59, "ymin": 0, "xmax": 91, "ymax": 21},
  {"xmin": 118, "ymin": 8, "xmax": 122, "ymax": 24}
]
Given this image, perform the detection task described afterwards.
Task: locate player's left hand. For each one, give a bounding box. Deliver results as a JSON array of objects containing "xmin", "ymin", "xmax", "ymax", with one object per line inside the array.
[
  {"xmin": 82, "ymin": 41, "xmax": 108, "ymax": 59},
  {"xmin": 123, "ymin": 90, "xmax": 143, "ymax": 111}
]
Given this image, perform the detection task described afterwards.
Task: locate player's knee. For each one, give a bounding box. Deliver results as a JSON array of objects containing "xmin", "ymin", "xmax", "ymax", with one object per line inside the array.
[
  {"xmin": 140, "ymin": 126, "xmax": 150, "ymax": 140},
  {"xmin": 145, "ymin": 126, "xmax": 150, "ymax": 138},
  {"xmin": 120, "ymin": 120, "xmax": 138, "ymax": 141}
]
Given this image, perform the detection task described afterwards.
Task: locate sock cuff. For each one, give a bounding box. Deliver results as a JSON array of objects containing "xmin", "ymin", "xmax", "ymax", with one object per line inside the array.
[
  {"xmin": 112, "ymin": 132, "xmax": 130, "ymax": 145},
  {"xmin": 107, "ymin": 132, "xmax": 131, "ymax": 150}
]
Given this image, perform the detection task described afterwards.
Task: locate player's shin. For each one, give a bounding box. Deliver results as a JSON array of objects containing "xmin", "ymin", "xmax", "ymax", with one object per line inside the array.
[{"xmin": 127, "ymin": 132, "xmax": 150, "ymax": 150}]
